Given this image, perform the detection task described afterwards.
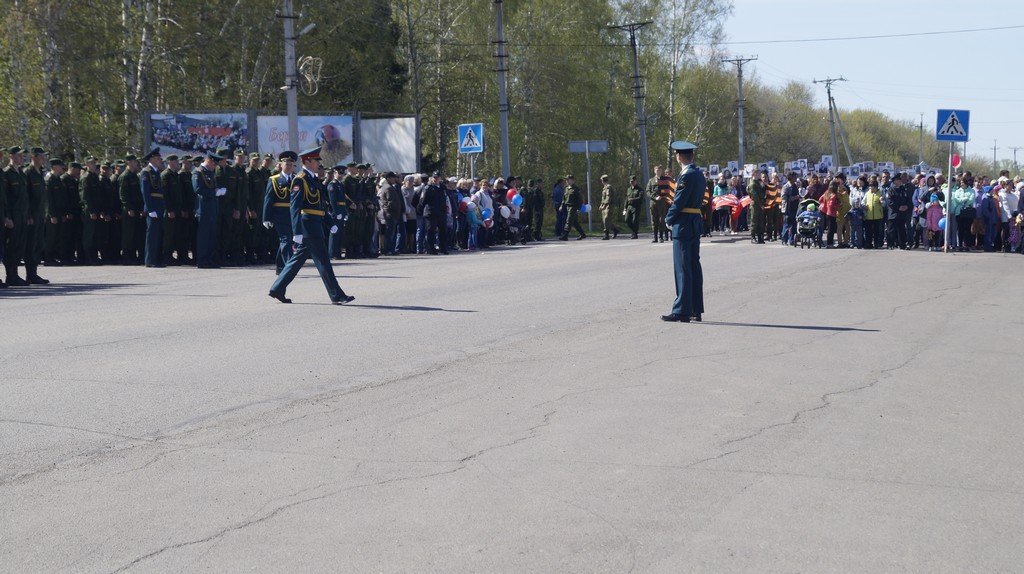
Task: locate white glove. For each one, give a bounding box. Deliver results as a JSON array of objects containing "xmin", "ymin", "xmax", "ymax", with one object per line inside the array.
[
  {"xmin": 330, "ymin": 225, "xmax": 339, "ymax": 235},
  {"xmin": 215, "ymin": 187, "xmax": 227, "ymax": 197},
  {"xmin": 292, "ymin": 234, "xmax": 303, "ymax": 245},
  {"xmin": 263, "ymin": 221, "xmax": 273, "ymax": 229},
  {"xmin": 148, "ymin": 211, "xmax": 158, "ymax": 218},
  {"xmin": 336, "ymin": 214, "xmax": 344, "ymax": 220}
]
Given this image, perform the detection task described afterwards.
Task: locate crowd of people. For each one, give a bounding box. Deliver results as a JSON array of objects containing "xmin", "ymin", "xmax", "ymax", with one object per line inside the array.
[
  {"xmin": 4, "ymin": 141, "xmax": 1022, "ymax": 289},
  {"xmin": 702, "ymin": 167, "xmax": 1024, "ymax": 253}
]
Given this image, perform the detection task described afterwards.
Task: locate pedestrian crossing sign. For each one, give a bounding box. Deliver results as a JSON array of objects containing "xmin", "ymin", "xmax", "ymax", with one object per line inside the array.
[
  {"xmin": 936, "ymin": 109, "xmax": 969, "ymax": 142},
  {"xmin": 458, "ymin": 123, "xmax": 484, "ymax": 153}
]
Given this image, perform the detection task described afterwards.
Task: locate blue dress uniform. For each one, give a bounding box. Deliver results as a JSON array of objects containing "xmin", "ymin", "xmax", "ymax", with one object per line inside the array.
[
  {"xmin": 269, "ymin": 147, "xmax": 353, "ymax": 305},
  {"xmin": 262, "ymin": 151, "xmax": 296, "ymax": 274},
  {"xmin": 663, "ymin": 141, "xmax": 706, "ymax": 322},
  {"xmin": 140, "ymin": 148, "xmax": 165, "ymax": 267},
  {"xmin": 192, "ymin": 152, "xmax": 223, "ymax": 268},
  {"xmin": 326, "ymin": 167, "xmax": 348, "ymax": 259}
]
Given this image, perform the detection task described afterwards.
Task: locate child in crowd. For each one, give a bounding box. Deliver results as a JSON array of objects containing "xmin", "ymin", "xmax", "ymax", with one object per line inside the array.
[
  {"xmin": 924, "ymin": 193, "xmax": 944, "ymax": 251},
  {"xmin": 466, "ymin": 204, "xmax": 482, "ymax": 251}
]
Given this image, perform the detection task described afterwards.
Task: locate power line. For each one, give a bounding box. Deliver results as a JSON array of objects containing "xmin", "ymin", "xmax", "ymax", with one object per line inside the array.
[{"xmin": 438, "ymin": 23, "xmax": 1024, "ymax": 49}]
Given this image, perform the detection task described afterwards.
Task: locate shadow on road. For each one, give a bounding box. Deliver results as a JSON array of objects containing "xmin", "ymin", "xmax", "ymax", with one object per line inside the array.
[
  {"xmin": 701, "ymin": 321, "xmax": 878, "ymax": 333},
  {"xmin": 292, "ymin": 303, "xmax": 476, "ymax": 313},
  {"xmin": 0, "ymin": 283, "xmax": 138, "ymax": 298}
]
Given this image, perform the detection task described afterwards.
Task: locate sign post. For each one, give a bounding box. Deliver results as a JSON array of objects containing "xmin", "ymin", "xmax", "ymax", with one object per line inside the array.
[
  {"xmin": 569, "ymin": 139, "xmax": 608, "ymax": 232},
  {"xmin": 935, "ymin": 109, "xmax": 970, "ymax": 253},
  {"xmin": 458, "ymin": 123, "xmax": 484, "ymax": 180}
]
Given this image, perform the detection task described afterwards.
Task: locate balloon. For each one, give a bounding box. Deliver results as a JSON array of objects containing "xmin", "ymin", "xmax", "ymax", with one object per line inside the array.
[
  {"xmin": 938, "ymin": 217, "xmax": 946, "ymax": 230},
  {"xmin": 580, "ymin": 204, "xmax": 589, "ymax": 213},
  {"xmin": 506, "ymin": 189, "xmax": 518, "ymax": 201},
  {"xmin": 511, "ymin": 194, "xmax": 523, "ymax": 206},
  {"xmin": 465, "ymin": 201, "xmax": 476, "ymax": 212},
  {"xmin": 458, "ymin": 200, "xmax": 468, "ymax": 213},
  {"xmin": 483, "ymin": 218, "xmax": 493, "ymax": 229},
  {"xmin": 952, "ymin": 154, "xmax": 962, "ymax": 169},
  {"xmin": 481, "ymin": 208, "xmax": 493, "ymax": 219},
  {"xmin": 499, "ymin": 205, "xmax": 511, "ymax": 218}
]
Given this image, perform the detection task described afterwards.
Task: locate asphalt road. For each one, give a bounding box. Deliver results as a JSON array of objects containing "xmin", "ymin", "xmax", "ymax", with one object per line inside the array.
[{"xmin": 3, "ymin": 236, "xmax": 1023, "ymax": 573}]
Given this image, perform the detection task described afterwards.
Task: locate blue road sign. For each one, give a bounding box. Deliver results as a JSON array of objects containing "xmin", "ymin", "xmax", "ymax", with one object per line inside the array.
[
  {"xmin": 936, "ymin": 109, "xmax": 970, "ymax": 142},
  {"xmin": 458, "ymin": 123, "xmax": 484, "ymax": 153}
]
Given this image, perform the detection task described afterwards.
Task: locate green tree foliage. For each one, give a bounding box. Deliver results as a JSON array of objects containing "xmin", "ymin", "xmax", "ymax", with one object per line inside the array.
[{"xmin": 0, "ymin": 0, "xmax": 976, "ymax": 184}]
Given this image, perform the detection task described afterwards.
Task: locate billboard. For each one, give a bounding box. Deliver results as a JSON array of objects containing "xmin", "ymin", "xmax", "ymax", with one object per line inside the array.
[
  {"xmin": 257, "ymin": 115, "xmax": 354, "ymax": 167},
  {"xmin": 360, "ymin": 117, "xmax": 418, "ymax": 174},
  {"xmin": 149, "ymin": 113, "xmax": 249, "ymax": 156}
]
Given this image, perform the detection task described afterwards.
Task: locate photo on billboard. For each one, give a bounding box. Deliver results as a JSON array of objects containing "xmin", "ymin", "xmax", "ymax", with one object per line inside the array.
[
  {"xmin": 257, "ymin": 115, "xmax": 354, "ymax": 167},
  {"xmin": 360, "ymin": 117, "xmax": 418, "ymax": 174},
  {"xmin": 149, "ymin": 113, "xmax": 249, "ymax": 156}
]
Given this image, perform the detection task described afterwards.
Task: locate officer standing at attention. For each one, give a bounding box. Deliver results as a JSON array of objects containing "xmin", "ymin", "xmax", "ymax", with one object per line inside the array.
[
  {"xmin": 120, "ymin": 154, "xmax": 145, "ymax": 264},
  {"xmin": 747, "ymin": 169, "xmax": 767, "ymax": 244},
  {"xmin": 623, "ymin": 174, "xmax": 644, "ymax": 239},
  {"xmin": 558, "ymin": 174, "xmax": 587, "ymax": 240},
  {"xmin": 3, "ymin": 147, "xmax": 32, "ymax": 286},
  {"xmin": 192, "ymin": 151, "xmax": 226, "ymax": 268},
  {"xmin": 262, "ymin": 151, "xmax": 296, "ymax": 274},
  {"xmin": 80, "ymin": 157, "xmax": 104, "ymax": 264},
  {"xmin": 43, "ymin": 158, "xmax": 66, "ymax": 265},
  {"xmin": 23, "ymin": 148, "xmax": 48, "ymax": 280},
  {"xmin": 326, "ymin": 163, "xmax": 348, "ymax": 259},
  {"xmin": 598, "ymin": 174, "xmax": 620, "ymax": 240},
  {"xmin": 160, "ymin": 155, "xmax": 182, "ymax": 265},
  {"xmin": 268, "ymin": 147, "xmax": 354, "ymax": 305},
  {"xmin": 662, "ymin": 141, "xmax": 706, "ymax": 323},
  {"xmin": 140, "ymin": 148, "xmax": 165, "ymax": 267}
]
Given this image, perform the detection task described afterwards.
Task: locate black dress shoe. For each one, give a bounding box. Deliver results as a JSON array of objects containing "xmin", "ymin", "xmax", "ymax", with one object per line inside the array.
[
  {"xmin": 6, "ymin": 276, "xmax": 30, "ymax": 287},
  {"xmin": 576, "ymin": 235, "xmax": 586, "ymax": 240},
  {"xmin": 145, "ymin": 264, "xmax": 166, "ymax": 268},
  {"xmin": 660, "ymin": 314, "xmax": 690, "ymax": 322},
  {"xmin": 0, "ymin": 279, "xmax": 6, "ymax": 288},
  {"xmin": 692, "ymin": 314, "xmax": 702, "ymax": 322},
  {"xmin": 27, "ymin": 275, "xmax": 50, "ymax": 285},
  {"xmin": 332, "ymin": 295, "xmax": 355, "ymax": 305},
  {"xmin": 613, "ymin": 229, "xmax": 619, "ymax": 238},
  {"xmin": 559, "ymin": 236, "xmax": 568, "ymax": 241},
  {"xmin": 269, "ymin": 291, "xmax": 291, "ymax": 304}
]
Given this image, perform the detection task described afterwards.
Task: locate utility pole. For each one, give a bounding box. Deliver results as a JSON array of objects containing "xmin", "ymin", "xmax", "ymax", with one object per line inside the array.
[
  {"xmin": 814, "ymin": 77, "xmax": 846, "ymax": 172},
  {"xmin": 279, "ymin": 0, "xmax": 300, "ymax": 151},
  {"xmin": 1010, "ymin": 146, "xmax": 1021, "ymax": 175},
  {"xmin": 919, "ymin": 112, "xmax": 924, "ymax": 164},
  {"xmin": 494, "ymin": 0, "xmax": 512, "ymax": 178},
  {"xmin": 992, "ymin": 139, "xmax": 998, "ymax": 173},
  {"xmin": 723, "ymin": 56, "xmax": 757, "ymax": 176},
  {"xmin": 610, "ymin": 21, "xmax": 653, "ymax": 187}
]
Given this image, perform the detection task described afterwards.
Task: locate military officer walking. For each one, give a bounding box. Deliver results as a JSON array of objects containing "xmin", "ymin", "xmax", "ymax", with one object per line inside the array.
[
  {"xmin": 623, "ymin": 174, "xmax": 644, "ymax": 239},
  {"xmin": 598, "ymin": 174, "xmax": 620, "ymax": 240},
  {"xmin": 558, "ymin": 174, "xmax": 587, "ymax": 240},
  {"xmin": 268, "ymin": 147, "xmax": 354, "ymax": 305},
  {"xmin": 662, "ymin": 141, "xmax": 706, "ymax": 323},
  {"xmin": 140, "ymin": 148, "xmax": 165, "ymax": 267},
  {"xmin": 262, "ymin": 151, "xmax": 296, "ymax": 274}
]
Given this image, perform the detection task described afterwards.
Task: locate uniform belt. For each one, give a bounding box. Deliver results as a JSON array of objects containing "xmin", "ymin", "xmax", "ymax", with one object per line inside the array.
[
  {"xmin": 150, "ymin": 193, "xmax": 164, "ymax": 198},
  {"xmin": 273, "ymin": 202, "xmax": 289, "ymax": 207},
  {"xmin": 335, "ymin": 202, "xmax": 346, "ymax": 206},
  {"xmin": 681, "ymin": 207, "xmax": 701, "ymax": 214},
  {"xmin": 301, "ymin": 209, "xmax": 325, "ymax": 216}
]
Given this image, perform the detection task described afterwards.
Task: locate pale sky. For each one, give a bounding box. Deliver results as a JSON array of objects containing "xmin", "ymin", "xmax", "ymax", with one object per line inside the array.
[{"xmin": 722, "ymin": 0, "xmax": 1024, "ymax": 165}]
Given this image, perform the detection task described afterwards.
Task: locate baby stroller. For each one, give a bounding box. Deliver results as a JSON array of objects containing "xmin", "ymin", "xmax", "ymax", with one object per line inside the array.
[{"xmin": 795, "ymin": 199, "xmax": 823, "ymax": 249}]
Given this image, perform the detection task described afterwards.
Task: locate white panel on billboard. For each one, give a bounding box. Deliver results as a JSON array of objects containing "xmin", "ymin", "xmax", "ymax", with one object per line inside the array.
[
  {"xmin": 149, "ymin": 113, "xmax": 249, "ymax": 156},
  {"xmin": 360, "ymin": 117, "xmax": 417, "ymax": 174},
  {"xmin": 257, "ymin": 115, "xmax": 354, "ymax": 167}
]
